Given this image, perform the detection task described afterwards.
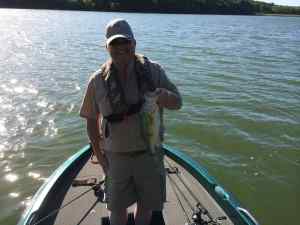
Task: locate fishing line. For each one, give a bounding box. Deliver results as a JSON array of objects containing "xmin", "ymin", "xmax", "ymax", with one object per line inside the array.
[
  {"xmin": 167, "ymin": 172, "xmax": 194, "ymax": 211},
  {"xmin": 165, "ymin": 159, "xmax": 214, "ymax": 220},
  {"xmin": 167, "ymin": 160, "xmax": 200, "ymax": 202},
  {"xmin": 166, "ymin": 171, "xmax": 191, "ymax": 224},
  {"xmin": 76, "ymin": 199, "xmax": 99, "ymax": 225}
]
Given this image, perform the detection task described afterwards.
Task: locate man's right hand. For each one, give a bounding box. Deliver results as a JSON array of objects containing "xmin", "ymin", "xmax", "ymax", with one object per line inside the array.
[{"xmin": 86, "ymin": 117, "xmax": 109, "ymax": 174}]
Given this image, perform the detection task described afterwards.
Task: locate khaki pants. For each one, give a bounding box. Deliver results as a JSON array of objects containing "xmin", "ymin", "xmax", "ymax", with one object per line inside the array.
[{"xmin": 105, "ymin": 150, "xmax": 166, "ymax": 211}]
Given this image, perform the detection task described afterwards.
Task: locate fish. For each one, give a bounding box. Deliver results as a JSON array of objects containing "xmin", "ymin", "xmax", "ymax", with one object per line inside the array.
[{"xmin": 140, "ymin": 89, "xmax": 161, "ymax": 154}]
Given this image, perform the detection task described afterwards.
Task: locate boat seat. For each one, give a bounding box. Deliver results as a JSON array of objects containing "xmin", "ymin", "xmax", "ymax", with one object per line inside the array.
[{"xmin": 101, "ymin": 211, "xmax": 165, "ymax": 225}]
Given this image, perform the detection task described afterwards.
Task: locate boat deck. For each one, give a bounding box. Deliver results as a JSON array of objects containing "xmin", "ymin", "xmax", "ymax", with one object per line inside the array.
[{"xmin": 50, "ymin": 155, "xmax": 234, "ymax": 225}]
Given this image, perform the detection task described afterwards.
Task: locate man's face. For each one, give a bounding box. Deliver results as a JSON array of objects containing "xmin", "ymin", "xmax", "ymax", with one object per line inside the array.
[{"xmin": 106, "ymin": 38, "xmax": 136, "ymax": 66}]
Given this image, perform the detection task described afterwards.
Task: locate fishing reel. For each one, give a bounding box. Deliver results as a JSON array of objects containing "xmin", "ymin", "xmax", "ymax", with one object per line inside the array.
[
  {"xmin": 186, "ymin": 203, "xmax": 227, "ymax": 225},
  {"xmin": 72, "ymin": 177, "xmax": 106, "ymax": 203}
]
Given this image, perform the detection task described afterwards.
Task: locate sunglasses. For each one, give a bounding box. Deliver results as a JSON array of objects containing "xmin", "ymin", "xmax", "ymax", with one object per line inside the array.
[{"xmin": 109, "ymin": 38, "xmax": 132, "ymax": 46}]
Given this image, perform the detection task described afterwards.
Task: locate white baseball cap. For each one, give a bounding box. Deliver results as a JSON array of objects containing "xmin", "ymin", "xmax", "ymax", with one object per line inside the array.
[{"xmin": 105, "ymin": 18, "xmax": 135, "ymax": 45}]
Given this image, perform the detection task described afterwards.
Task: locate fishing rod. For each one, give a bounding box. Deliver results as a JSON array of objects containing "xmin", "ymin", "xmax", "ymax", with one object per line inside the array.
[
  {"xmin": 30, "ymin": 178, "xmax": 105, "ymax": 225},
  {"xmin": 165, "ymin": 159, "xmax": 228, "ymax": 225}
]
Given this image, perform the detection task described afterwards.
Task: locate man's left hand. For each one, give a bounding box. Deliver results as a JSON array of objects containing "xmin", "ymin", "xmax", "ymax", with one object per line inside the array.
[
  {"xmin": 156, "ymin": 88, "xmax": 182, "ymax": 110},
  {"xmin": 156, "ymin": 88, "xmax": 169, "ymax": 108}
]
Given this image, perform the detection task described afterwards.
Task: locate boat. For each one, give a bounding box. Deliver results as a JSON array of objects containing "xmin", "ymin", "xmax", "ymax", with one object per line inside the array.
[{"xmin": 17, "ymin": 144, "xmax": 259, "ymax": 225}]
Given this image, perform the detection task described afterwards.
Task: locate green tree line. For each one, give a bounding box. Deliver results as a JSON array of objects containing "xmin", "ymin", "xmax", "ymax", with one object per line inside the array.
[{"xmin": 0, "ymin": 0, "xmax": 299, "ymax": 15}]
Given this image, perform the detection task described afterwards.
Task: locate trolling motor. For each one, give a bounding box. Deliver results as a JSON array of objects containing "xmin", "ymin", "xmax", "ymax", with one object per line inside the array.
[
  {"xmin": 72, "ymin": 177, "xmax": 106, "ymax": 203},
  {"xmin": 187, "ymin": 203, "xmax": 227, "ymax": 225}
]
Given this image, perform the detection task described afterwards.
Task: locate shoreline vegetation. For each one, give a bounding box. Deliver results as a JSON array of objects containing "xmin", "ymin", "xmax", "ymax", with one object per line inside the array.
[{"xmin": 0, "ymin": 0, "xmax": 299, "ymax": 15}]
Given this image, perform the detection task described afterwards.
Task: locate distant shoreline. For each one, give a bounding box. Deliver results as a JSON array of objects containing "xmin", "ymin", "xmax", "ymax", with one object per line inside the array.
[
  {"xmin": 260, "ymin": 13, "xmax": 300, "ymax": 17},
  {"xmin": 1, "ymin": 6, "xmax": 300, "ymax": 16}
]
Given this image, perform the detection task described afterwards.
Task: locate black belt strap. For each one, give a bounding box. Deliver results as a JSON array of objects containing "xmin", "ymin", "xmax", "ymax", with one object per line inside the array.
[{"xmin": 104, "ymin": 100, "xmax": 144, "ymax": 123}]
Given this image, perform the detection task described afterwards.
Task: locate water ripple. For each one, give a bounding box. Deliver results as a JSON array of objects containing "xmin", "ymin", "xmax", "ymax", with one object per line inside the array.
[{"xmin": 0, "ymin": 10, "xmax": 300, "ymax": 225}]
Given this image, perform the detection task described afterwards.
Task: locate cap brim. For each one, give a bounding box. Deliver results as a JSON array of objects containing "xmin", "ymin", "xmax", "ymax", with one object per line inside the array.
[{"xmin": 106, "ymin": 34, "xmax": 133, "ymax": 45}]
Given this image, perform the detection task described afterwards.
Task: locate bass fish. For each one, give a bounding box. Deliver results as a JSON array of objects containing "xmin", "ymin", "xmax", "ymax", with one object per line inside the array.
[{"xmin": 140, "ymin": 89, "xmax": 161, "ymax": 154}]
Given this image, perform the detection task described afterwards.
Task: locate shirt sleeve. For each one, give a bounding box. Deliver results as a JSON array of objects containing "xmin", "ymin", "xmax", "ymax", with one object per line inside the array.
[{"xmin": 79, "ymin": 76, "xmax": 99, "ymax": 120}]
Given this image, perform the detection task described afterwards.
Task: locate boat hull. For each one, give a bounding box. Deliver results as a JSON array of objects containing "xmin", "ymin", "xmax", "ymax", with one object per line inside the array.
[{"xmin": 18, "ymin": 144, "xmax": 258, "ymax": 225}]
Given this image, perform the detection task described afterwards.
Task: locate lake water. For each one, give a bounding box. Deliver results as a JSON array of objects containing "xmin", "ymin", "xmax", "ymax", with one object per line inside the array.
[{"xmin": 0, "ymin": 8, "xmax": 299, "ymax": 225}]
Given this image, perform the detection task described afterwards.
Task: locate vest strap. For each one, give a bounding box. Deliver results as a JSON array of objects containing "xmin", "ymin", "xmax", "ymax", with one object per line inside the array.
[{"xmin": 103, "ymin": 99, "xmax": 145, "ymax": 123}]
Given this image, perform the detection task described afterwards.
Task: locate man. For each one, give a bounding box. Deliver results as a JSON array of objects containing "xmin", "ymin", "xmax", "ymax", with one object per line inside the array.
[{"xmin": 80, "ymin": 18, "xmax": 182, "ymax": 225}]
